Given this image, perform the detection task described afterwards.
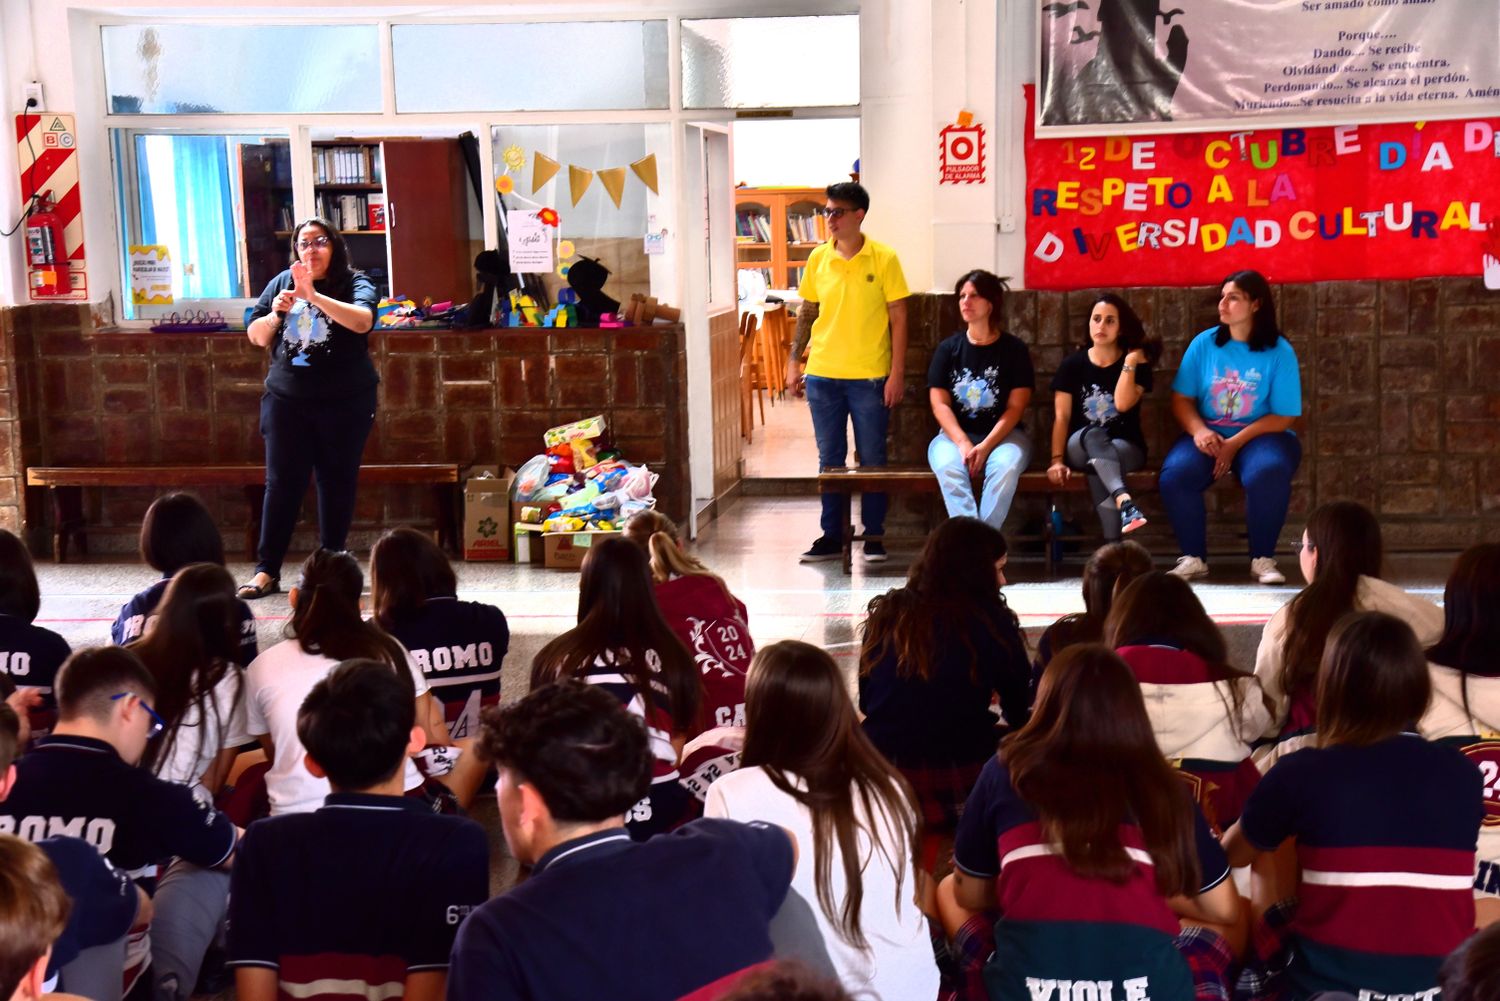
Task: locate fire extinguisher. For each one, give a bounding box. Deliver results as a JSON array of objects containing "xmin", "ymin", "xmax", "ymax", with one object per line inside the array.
[{"xmin": 25, "ymin": 194, "xmax": 70, "ymax": 297}]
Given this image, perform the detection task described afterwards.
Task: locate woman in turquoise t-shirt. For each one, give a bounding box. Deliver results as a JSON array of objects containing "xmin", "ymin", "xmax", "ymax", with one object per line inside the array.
[{"xmin": 1161, "ymin": 270, "xmax": 1302, "ymax": 585}]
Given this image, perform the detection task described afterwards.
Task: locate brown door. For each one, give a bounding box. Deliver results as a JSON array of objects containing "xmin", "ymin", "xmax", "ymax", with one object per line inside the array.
[{"xmin": 382, "ymin": 139, "xmax": 474, "ymax": 306}]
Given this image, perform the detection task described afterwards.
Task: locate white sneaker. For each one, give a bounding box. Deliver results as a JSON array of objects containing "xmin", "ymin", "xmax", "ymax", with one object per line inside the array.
[
  {"xmin": 1251, "ymin": 557, "xmax": 1286, "ymax": 584},
  {"xmin": 1168, "ymin": 555, "xmax": 1209, "ymax": 580}
]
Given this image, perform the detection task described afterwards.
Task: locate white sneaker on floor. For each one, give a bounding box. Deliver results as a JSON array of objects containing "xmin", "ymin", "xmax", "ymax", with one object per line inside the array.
[
  {"xmin": 1251, "ymin": 557, "xmax": 1286, "ymax": 584},
  {"xmin": 1167, "ymin": 555, "xmax": 1209, "ymax": 580}
]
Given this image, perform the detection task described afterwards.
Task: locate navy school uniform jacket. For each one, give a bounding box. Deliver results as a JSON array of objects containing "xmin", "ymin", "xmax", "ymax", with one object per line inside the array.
[
  {"xmin": 227, "ymin": 792, "xmax": 489, "ymax": 997},
  {"xmin": 448, "ymin": 819, "xmax": 793, "ymax": 1001},
  {"xmin": 0, "ymin": 735, "xmax": 237, "ymax": 884},
  {"xmin": 0, "ymin": 614, "xmax": 71, "ymax": 741},
  {"xmin": 113, "ymin": 577, "xmax": 259, "ymax": 668},
  {"xmin": 40, "ymin": 835, "xmax": 139, "ymax": 986},
  {"xmin": 383, "ymin": 597, "xmax": 508, "ymax": 741}
]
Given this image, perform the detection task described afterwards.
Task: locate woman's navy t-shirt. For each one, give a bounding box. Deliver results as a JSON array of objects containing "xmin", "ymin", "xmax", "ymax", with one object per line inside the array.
[
  {"xmin": 927, "ymin": 331, "xmax": 1036, "ymax": 437},
  {"xmin": 249, "ymin": 269, "xmax": 379, "ymax": 400},
  {"xmin": 1050, "ymin": 348, "xmax": 1154, "ymax": 452}
]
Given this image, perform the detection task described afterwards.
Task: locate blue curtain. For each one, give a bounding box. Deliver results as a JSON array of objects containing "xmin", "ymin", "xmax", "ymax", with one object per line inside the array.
[{"xmin": 134, "ymin": 135, "xmax": 239, "ymax": 298}]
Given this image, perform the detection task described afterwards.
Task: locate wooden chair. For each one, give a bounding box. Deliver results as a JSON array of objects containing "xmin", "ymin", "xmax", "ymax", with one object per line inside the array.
[
  {"xmin": 738, "ymin": 310, "xmax": 764, "ymax": 439},
  {"xmin": 758, "ymin": 304, "xmax": 790, "ymax": 405}
]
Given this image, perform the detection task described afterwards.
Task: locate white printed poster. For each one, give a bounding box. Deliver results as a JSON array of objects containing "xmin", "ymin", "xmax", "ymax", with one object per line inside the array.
[
  {"xmin": 1037, "ymin": 0, "xmax": 1500, "ymax": 131},
  {"xmin": 507, "ymin": 210, "xmax": 553, "ymax": 274}
]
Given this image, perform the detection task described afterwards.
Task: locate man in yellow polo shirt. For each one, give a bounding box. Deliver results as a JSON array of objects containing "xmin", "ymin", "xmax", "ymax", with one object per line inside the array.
[{"xmin": 784, "ymin": 182, "xmax": 909, "ymax": 563}]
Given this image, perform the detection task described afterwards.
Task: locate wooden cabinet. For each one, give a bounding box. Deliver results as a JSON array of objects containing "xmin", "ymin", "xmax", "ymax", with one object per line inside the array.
[
  {"xmin": 237, "ymin": 140, "xmax": 292, "ymax": 296},
  {"xmin": 735, "ymin": 187, "xmax": 826, "ymax": 292},
  {"xmin": 382, "ymin": 140, "xmax": 473, "ymax": 307}
]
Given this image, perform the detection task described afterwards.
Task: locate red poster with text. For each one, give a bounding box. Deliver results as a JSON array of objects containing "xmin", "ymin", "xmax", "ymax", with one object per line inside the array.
[{"xmin": 1023, "ymin": 86, "xmax": 1500, "ymax": 290}]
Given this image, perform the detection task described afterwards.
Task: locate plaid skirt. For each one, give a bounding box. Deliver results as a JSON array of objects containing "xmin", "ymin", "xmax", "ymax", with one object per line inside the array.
[
  {"xmin": 897, "ymin": 758, "xmax": 990, "ymax": 872},
  {"xmin": 1235, "ymin": 898, "xmax": 1299, "ymax": 1001}
]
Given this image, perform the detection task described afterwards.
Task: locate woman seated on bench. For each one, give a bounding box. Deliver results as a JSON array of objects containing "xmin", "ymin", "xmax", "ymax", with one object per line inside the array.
[
  {"xmin": 1047, "ymin": 293, "xmax": 1160, "ymax": 540},
  {"xmin": 926, "ymin": 270, "xmax": 1035, "ymax": 531}
]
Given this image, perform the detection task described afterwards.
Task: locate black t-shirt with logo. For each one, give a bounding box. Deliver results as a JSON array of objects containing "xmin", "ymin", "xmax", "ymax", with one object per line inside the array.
[
  {"xmin": 926, "ymin": 332, "xmax": 1036, "ymax": 437},
  {"xmin": 1049, "ymin": 348, "xmax": 1154, "ymax": 453},
  {"xmin": 249, "ymin": 269, "xmax": 380, "ymax": 400}
]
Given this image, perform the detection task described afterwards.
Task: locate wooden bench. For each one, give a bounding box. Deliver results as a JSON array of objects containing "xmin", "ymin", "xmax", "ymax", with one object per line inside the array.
[
  {"xmin": 25, "ymin": 463, "xmax": 461, "ymax": 563},
  {"xmin": 817, "ymin": 466, "xmax": 1159, "ymax": 573}
]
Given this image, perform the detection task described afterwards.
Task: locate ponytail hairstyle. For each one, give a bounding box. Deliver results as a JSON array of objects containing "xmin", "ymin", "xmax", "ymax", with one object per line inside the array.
[
  {"xmin": 1317, "ymin": 611, "xmax": 1430, "ymax": 748},
  {"xmin": 742, "ymin": 641, "xmax": 918, "ymax": 950},
  {"xmin": 1279, "ymin": 501, "xmax": 1383, "ymax": 714},
  {"xmin": 952, "ymin": 269, "xmax": 1010, "ymax": 335},
  {"xmin": 622, "ymin": 510, "xmax": 736, "ymax": 601},
  {"xmin": 1080, "ymin": 540, "xmax": 1153, "ymax": 630},
  {"xmin": 1003, "ymin": 644, "xmax": 1200, "ymax": 895},
  {"xmin": 128, "ymin": 563, "xmax": 243, "ymax": 776},
  {"xmin": 289, "ymin": 550, "xmax": 412, "ymax": 696},
  {"xmin": 370, "ymin": 527, "xmax": 459, "ymax": 630},
  {"xmin": 530, "ymin": 537, "xmax": 700, "ymax": 733},
  {"xmin": 1086, "ymin": 293, "xmax": 1163, "ymax": 365}
]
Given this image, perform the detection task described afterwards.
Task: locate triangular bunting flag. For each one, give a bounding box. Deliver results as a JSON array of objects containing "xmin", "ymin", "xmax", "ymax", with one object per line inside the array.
[
  {"xmin": 597, "ymin": 167, "xmax": 627, "ymax": 208},
  {"xmin": 531, "ymin": 152, "xmax": 560, "ymax": 193},
  {"xmin": 629, "ymin": 154, "xmax": 659, "ymax": 194},
  {"xmin": 568, "ymin": 165, "xmax": 594, "ymax": 206}
]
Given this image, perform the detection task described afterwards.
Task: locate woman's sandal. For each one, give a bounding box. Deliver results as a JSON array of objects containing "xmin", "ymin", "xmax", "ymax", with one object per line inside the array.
[{"xmin": 236, "ymin": 575, "xmax": 281, "ymax": 600}]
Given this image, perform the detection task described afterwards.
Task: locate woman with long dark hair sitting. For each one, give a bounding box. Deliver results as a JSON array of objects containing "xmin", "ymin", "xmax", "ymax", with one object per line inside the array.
[
  {"xmin": 1255, "ymin": 500, "xmax": 1442, "ymax": 762},
  {"xmin": 531, "ymin": 537, "xmax": 702, "ymax": 839},
  {"xmin": 859, "ymin": 516, "xmax": 1031, "ymax": 873},
  {"xmin": 1420, "ymin": 543, "xmax": 1500, "ymax": 927},
  {"xmin": 1035, "ymin": 538, "xmax": 1153, "ymax": 670},
  {"xmin": 939, "ymin": 645, "xmax": 1240, "ymax": 1000},
  {"xmin": 1105, "ymin": 572, "xmax": 1273, "ymax": 831},
  {"xmin": 706, "ymin": 641, "xmax": 937, "ymax": 1000}
]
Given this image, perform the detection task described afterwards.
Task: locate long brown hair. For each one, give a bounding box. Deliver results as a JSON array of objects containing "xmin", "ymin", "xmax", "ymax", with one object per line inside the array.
[
  {"xmin": 370, "ymin": 527, "xmax": 459, "ymax": 628},
  {"xmin": 290, "ymin": 550, "xmax": 411, "ymax": 694},
  {"xmin": 1002, "ymin": 644, "xmax": 1199, "ymax": 895},
  {"xmin": 1081, "ymin": 540, "xmax": 1154, "ymax": 626},
  {"xmin": 1318, "ymin": 611, "xmax": 1431, "ymax": 748},
  {"xmin": 860, "ymin": 517, "xmax": 1022, "ymax": 682},
  {"xmin": 741, "ymin": 641, "xmax": 918, "ymax": 950},
  {"xmin": 1280, "ymin": 501, "xmax": 1383, "ymax": 711},
  {"xmin": 1105, "ymin": 571, "xmax": 1253, "ymax": 725},
  {"xmin": 531, "ymin": 537, "xmax": 699, "ymax": 733},
  {"xmin": 128, "ymin": 563, "xmax": 243, "ymax": 776}
]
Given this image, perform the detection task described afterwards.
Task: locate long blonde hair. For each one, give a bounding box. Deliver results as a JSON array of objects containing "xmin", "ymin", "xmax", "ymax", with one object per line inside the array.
[{"xmin": 623, "ymin": 511, "xmax": 729, "ymax": 594}]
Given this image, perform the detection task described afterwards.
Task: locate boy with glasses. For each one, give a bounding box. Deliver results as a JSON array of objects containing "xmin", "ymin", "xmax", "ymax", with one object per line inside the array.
[
  {"xmin": 0, "ymin": 647, "xmax": 238, "ymax": 995},
  {"xmin": 785, "ymin": 182, "xmax": 910, "ymax": 564}
]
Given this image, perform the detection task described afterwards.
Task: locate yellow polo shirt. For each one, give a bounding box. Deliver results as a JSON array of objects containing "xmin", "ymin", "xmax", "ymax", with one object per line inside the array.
[{"xmin": 797, "ymin": 237, "xmax": 909, "ymax": 379}]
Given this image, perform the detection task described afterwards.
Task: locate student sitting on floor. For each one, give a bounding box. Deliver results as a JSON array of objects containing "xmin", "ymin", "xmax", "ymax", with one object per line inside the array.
[
  {"xmin": 1254, "ymin": 500, "xmax": 1443, "ymax": 765},
  {"xmin": 1223, "ymin": 611, "xmax": 1481, "ymax": 1001},
  {"xmin": 1034, "ymin": 538, "xmax": 1152, "ymax": 672},
  {"xmin": 707, "ymin": 641, "xmax": 937, "ymax": 1001},
  {"xmin": 0, "ymin": 833, "xmax": 83, "ymax": 1001},
  {"xmin": 0, "ymin": 531, "xmax": 70, "ymax": 745},
  {"xmin": 1440, "ymin": 921, "xmax": 1500, "ymax": 1001},
  {"xmin": 0, "ymin": 647, "xmax": 239, "ymax": 998},
  {"xmin": 112, "ymin": 493, "xmax": 257, "ymax": 667},
  {"xmin": 1419, "ymin": 543, "xmax": 1500, "ymax": 926},
  {"xmin": 448, "ymin": 680, "xmax": 796, "ymax": 1001},
  {"xmin": 858, "ymin": 516, "xmax": 1031, "ymax": 875},
  {"xmin": 244, "ymin": 550, "xmax": 458, "ymax": 817},
  {"xmin": 938, "ymin": 644, "xmax": 1241, "ymax": 1001},
  {"xmin": 531, "ymin": 537, "xmax": 702, "ymax": 839},
  {"xmin": 228, "ymin": 659, "xmax": 488, "ymax": 1001},
  {"xmin": 1104, "ymin": 572, "xmax": 1273, "ymax": 832},
  {"xmin": 0, "ymin": 705, "xmax": 139, "ymax": 1000},
  {"xmin": 625, "ymin": 510, "xmax": 753, "ymax": 732}
]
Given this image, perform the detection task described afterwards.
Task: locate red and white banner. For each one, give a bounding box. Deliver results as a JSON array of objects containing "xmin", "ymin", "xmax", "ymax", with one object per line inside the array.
[
  {"xmin": 15, "ymin": 112, "xmax": 88, "ymax": 301},
  {"xmin": 1024, "ymin": 87, "xmax": 1500, "ymax": 289}
]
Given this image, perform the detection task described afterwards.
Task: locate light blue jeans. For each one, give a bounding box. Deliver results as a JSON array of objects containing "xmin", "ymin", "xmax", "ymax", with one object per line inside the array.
[{"xmin": 927, "ymin": 427, "xmax": 1032, "ymax": 530}]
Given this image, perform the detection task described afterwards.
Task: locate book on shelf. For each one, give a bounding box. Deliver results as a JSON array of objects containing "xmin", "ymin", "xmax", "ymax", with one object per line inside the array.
[
  {"xmin": 314, "ymin": 145, "xmax": 379, "ymax": 185},
  {"xmin": 367, "ymin": 192, "xmax": 386, "ymax": 231},
  {"xmin": 786, "ymin": 212, "xmax": 827, "ymax": 243},
  {"xmin": 735, "ymin": 210, "xmax": 773, "ymax": 243}
]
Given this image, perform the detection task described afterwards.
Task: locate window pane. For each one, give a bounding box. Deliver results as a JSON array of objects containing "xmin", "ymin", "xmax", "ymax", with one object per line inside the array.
[
  {"xmin": 113, "ymin": 132, "xmax": 291, "ymax": 317},
  {"xmin": 682, "ymin": 16, "xmax": 859, "ymax": 108},
  {"xmin": 490, "ymin": 124, "xmax": 667, "ymax": 308},
  {"xmin": 395, "ymin": 23, "xmax": 669, "ymax": 111},
  {"xmin": 102, "ymin": 25, "xmax": 380, "ymax": 114}
]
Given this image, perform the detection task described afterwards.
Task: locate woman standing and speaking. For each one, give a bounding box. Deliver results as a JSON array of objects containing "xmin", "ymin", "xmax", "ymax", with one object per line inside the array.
[{"xmin": 238, "ymin": 219, "xmax": 379, "ymax": 600}]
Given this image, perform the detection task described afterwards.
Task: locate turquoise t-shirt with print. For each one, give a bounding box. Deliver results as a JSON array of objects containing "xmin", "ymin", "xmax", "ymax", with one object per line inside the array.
[{"xmin": 1171, "ymin": 327, "xmax": 1301, "ymax": 433}]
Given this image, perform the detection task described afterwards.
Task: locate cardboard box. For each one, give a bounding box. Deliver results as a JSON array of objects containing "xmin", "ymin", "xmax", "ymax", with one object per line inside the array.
[
  {"xmin": 463, "ymin": 466, "xmax": 515, "ymax": 561},
  {"xmin": 541, "ymin": 529, "xmax": 622, "ymax": 570}
]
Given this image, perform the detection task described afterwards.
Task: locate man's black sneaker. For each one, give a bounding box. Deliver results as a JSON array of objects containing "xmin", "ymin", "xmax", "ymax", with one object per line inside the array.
[
  {"xmin": 863, "ymin": 541, "xmax": 888, "ymax": 563},
  {"xmin": 799, "ymin": 537, "xmax": 843, "ymax": 562}
]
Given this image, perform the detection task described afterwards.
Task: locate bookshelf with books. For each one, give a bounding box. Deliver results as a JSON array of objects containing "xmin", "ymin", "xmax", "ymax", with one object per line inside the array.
[
  {"xmin": 311, "ymin": 141, "xmax": 388, "ymax": 295},
  {"xmin": 734, "ymin": 187, "xmax": 826, "ymax": 291}
]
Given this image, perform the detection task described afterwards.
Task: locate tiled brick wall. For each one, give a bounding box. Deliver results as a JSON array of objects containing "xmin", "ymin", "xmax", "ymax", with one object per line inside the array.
[
  {"xmin": 889, "ymin": 276, "xmax": 1500, "ymax": 554},
  {"xmin": 0, "ymin": 304, "xmax": 687, "ymax": 556}
]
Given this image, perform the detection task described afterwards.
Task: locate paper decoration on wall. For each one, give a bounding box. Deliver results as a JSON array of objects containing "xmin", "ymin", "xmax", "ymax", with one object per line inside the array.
[
  {"xmin": 630, "ymin": 154, "xmax": 659, "ymax": 194},
  {"xmin": 537, "ymin": 207, "xmax": 560, "ymax": 227},
  {"xmin": 596, "ymin": 167, "xmax": 627, "ymax": 209},
  {"xmin": 532, "ymin": 152, "xmax": 561, "ymax": 193},
  {"xmin": 495, "ymin": 175, "xmax": 515, "ymax": 195},
  {"xmin": 503, "ymin": 144, "xmax": 526, "ymax": 172},
  {"xmin": 558, "ymin": 240, "xmax": 576, "ymax": 259},
  {"xmin": 568, "ymin": 165, "xmax": 594, "ymax": 206}
]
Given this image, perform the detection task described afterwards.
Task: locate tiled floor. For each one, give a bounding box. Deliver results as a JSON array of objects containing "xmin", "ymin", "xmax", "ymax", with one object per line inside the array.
[{"xmin": 741, "ymin": 393, "xmax": 827, "ymax": 479}]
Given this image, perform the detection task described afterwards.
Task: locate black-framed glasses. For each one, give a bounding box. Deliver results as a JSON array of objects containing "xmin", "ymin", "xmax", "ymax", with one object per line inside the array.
[
  {"xmin": 296, "ymin": 235, "xmax": 332, "ymax": 251},
  {"xmin": 816, "ymin": 207, "xmax": 852, "ymax": 220},
  {"xmin": 111, "ymin": 692, "xmax": 165, "ymax": 738}
]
